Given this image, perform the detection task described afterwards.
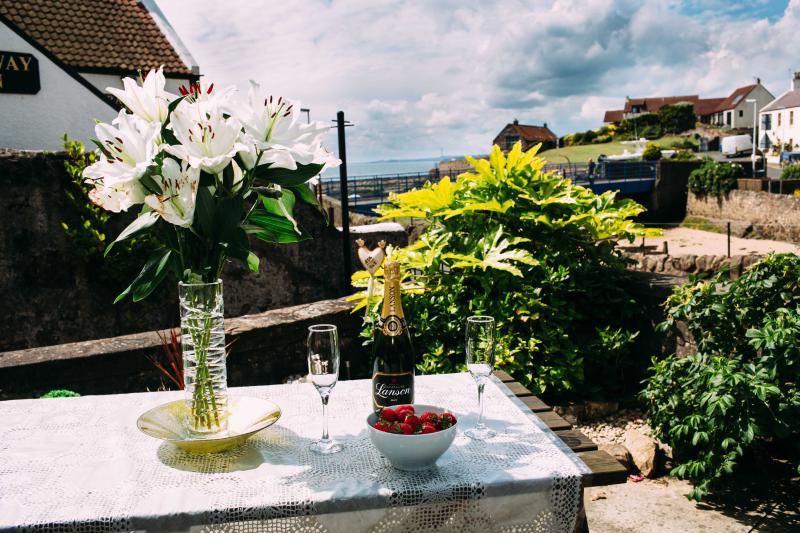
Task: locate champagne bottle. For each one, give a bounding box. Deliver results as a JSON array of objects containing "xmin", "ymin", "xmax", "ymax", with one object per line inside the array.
[{"xmin": 372, "ymin": 260, "xmax": 415, "ymax": 410}]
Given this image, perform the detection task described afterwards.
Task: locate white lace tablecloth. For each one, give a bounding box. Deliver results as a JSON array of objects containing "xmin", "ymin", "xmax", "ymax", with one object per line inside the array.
[{"xmin": 0, "ymin": 373, "xmax": 588, "ymax": 532}]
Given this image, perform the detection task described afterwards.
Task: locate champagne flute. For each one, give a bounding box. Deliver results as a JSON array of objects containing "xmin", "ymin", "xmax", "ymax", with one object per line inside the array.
[
  {"xmin": 307, "ymin": 324, "xmax": 343, "ymax": 454},
  {"xmin": 465, "ymin": 315, "xmax": 496, "ymax": 440}
]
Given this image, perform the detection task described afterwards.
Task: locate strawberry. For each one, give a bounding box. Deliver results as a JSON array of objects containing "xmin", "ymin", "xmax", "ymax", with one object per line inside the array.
[
  {"xmin": 389, "ymin": 423, "xmax": 404, "ymax": 434},
  {"xmin": 439, "ymin": 412, "xmax": 457, "ymax": 429},
  {"xmin": 380, "ymin": 408, "xmax": 398, "ymax": 423},
  {"xmin": 373, "ymin": 421, "xmax": 391, "ymax": 432},
  {"xmin": 419, "ymin": 412, "xmax": 439, "ymax": 425},
  {"xmin": 404, "ymin": 415, "xmax": 421, "ymax": 429},
  {"xmin": 421, "ymin": 423, "xmax": 437, "ymax": 434},
  {"xmin": 399, "ymin": 423, "xmax": 414, "ymax": 435}
]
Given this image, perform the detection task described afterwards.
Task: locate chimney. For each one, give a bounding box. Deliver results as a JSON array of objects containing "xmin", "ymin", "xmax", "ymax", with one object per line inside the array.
[
  {"xmin": 756, "ymin": 77, "xmax": 761, "ymax": 85},
  {"xmin": 793, "ymin": 71, "xmax": 800, "ymax": 91},
  {"xmin": 543, "ymin": 122, "xmax": 548, "ymax": 129},
  {"xmin": 513, "ymin": 118, "xmax": 519, "ymax": 125}
]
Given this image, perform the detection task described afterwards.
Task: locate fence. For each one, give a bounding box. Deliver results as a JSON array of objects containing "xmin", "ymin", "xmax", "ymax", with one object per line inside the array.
[{"xmin": 321, "ymin": 161, "xmax": 659, "ymax": 214}]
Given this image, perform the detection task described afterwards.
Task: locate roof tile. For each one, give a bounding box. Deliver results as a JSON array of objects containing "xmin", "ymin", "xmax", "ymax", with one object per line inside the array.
[{"xmin": 0, "ymin": 0, "xmax": 192, "ymax": 75}]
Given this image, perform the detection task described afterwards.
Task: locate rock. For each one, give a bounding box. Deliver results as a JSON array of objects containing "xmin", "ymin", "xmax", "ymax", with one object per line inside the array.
[
  {"xmin": 599, "ymin": 443, "xmax": 634, "ymax": 472},
  {"xmin": 585, "ymin": 401, "xmax": 619, "ymax": 420},
  {"xmin": 624, "ymin": 429, "xmax": 659, "ymax": 477}
]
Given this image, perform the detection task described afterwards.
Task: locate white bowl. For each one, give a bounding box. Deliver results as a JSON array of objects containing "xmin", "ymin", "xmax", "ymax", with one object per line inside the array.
[{"xmin": 366, "ymin": 404, "xmax": 458, "ymax": 471}]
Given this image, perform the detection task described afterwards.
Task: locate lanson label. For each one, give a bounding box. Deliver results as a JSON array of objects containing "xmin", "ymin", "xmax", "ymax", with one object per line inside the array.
[{"xmin": 0, "ymin": 52, "xmax": 40, "ymax": 94}]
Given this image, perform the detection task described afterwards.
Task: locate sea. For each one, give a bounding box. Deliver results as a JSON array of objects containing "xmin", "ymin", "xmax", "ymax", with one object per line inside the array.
[{"xmin": 321, "ymin": 156, "xmax": 448, "ymax": 180}]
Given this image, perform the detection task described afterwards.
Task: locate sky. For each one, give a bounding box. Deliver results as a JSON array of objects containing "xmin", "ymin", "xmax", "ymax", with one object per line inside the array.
[{"xmin": 157, "ymin": 0, "xmax": 798, "ymax": 162}]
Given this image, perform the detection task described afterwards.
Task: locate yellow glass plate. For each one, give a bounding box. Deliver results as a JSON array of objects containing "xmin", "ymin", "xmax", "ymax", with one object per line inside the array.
[{"xmin": 137, "ymin": 396, "xmax": 281, "ymax": 453}]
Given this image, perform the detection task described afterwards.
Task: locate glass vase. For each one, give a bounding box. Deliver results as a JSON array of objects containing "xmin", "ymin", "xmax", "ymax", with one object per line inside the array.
[{"xmin": 179, "ymin": 279, "xmax": 228, "ymax": 436}]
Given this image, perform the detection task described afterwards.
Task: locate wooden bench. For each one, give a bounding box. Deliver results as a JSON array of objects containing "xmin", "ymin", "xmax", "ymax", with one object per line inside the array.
[{"xmin": 495, "ymin": 369, "xmax": 627, "ymax": 532}]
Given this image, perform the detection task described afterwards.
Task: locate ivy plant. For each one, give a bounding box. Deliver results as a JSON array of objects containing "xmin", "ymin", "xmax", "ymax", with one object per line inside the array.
[{"xmin": 642, "ymin": 254, "xmax": 800, "ymax": 500}]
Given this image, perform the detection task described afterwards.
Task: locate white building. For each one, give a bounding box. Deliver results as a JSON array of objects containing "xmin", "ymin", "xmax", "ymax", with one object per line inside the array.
[
  {"xmin": 759, "ymin": 72, "xmax": 800, "ymax": 157},
  {"xmin": 710, "ymin": 80, "xmax": 774, "ymax": 129},
  {"xmin": 0, "ymin": 0, "xmax": 199, "ymax": 150}
]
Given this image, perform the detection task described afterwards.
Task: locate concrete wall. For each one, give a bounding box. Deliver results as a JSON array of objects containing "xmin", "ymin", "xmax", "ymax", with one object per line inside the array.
[
  {"xmin": 687, "ymin": 190, "xmax": 800, "ymax": 243},
  {"xmin": 0, "ymin": 151, "xmax": 407, "ymax": 352},
  {"xmin": 0, "ymin": 23, "xmax": 117, "ymax": 150}
]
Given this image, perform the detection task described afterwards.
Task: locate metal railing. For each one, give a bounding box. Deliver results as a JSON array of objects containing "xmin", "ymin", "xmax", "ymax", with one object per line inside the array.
[{"xmin": 321, "ymin": 162, "xmax": 658, "ymax": 214}]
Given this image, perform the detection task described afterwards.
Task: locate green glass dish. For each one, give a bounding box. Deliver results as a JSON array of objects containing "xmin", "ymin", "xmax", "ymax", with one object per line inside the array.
[{"xmin": 137, "ymin": 396, "xmax": 281, "ymax": 453}]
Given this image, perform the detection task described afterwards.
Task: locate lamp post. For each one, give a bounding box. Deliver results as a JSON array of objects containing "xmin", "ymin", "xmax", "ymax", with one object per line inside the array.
[{"xmin": 746, "ymin": 98, "xmax": 757, "ymax": 178}]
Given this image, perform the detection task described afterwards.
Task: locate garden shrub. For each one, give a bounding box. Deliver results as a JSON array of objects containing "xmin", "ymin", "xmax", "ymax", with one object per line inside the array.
[
  {"xmin": 581, "ymin": 129, "xmax": 597, "ymax": 143},
  {"xmin": 688, "ymin": 159, "xmax": 743, "ymax": 196},
  {"xmin": 352, "ymin": 142, "xmax": 649, "ymax": 400},
  {"xmin": 642, "ymin": 142, "xmax": 662, "ymax": 161},
  {"xmin": 658, "ymin": 103, "xmax": 697, "ymax": 134},
  {"xmin": 670, "ymin": 150, "xmax": 696, "ymax": 160},
  {"xmin": 670, "ymin": 138, "xmax": 698, "ymax": 151},
  {"xmin": 640, "ymin": 124, "xmax": 663, "ymax": 139},
  {"xmin": 780, "ymin": 164, "xmax": 800, "ymax": 180},
  {"xmin": 619, "ymin": 112, "xmax": 660, "ymax": 136},
  {"xmin": 41, "ymin": 390, "xmax": 80, "ymax": 398},
  {"xmin": 592, "ymin": 134, "xmax": 612, "ymax": 144},
  {"xmin": 643, "ymin": 254, "xmax": 800, "ymax": 500}
]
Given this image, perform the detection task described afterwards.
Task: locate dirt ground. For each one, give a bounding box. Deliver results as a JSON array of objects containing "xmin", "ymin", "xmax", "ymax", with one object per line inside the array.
[
  {"xmin": 635, "ymin": 227, "xmax": 800, "ymax": 256},
  {"xmin": 585, "ymin": 459, "xmax": 800, "ymax": 532}
]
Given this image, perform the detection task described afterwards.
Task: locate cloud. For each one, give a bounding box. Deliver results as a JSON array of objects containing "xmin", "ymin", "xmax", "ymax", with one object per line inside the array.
[{"xmin": 155, "ymin": 0, "xmax": 799, "ymax": 160}]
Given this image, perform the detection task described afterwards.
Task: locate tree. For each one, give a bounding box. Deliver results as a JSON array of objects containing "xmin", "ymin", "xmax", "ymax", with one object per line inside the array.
[{"xmin": 659, "ymin": 102, "xmax": 697, "ymax": 134}]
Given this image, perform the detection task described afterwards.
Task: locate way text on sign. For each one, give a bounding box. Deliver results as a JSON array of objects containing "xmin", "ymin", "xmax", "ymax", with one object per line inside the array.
[{"xmin": 0, "ymin": 52, "xmax": 40, "ymax": 94}]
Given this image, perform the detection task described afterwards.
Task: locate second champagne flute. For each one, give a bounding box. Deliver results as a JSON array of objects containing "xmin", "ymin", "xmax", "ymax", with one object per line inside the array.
[
  {"xmin": 465, "ymin": 315, "xmax": 496, "ymax": 440},
  {"xmin": 307, "ymin": 324, "xmax": 343, "ymax": 454}
]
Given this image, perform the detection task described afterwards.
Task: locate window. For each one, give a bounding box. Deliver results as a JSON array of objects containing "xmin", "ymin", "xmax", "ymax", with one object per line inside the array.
[
  {"xmin": 726, "ymin": 111, "xmax": 732, "ymax": 126},
  {"xmin": 779, "ymin": 112, "xmax": 782, "ymax": 127},
  {"xmin": 763, "ymin": 113, "xmax": 772, "ymax": 130},
  {"xmin": 504, "ymin": 135, "xmax": 519, "ymax": 151},
  {"xmin": 791, "ymin": 111, "xmax": 795, "ymax": 126},
  {"xmin": 739, "ymin": 110, "xmax": 744, "ymax": 118}
]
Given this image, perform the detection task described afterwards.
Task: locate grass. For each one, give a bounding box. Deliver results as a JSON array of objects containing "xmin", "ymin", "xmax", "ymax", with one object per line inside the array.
[
  {"xmin": 682, "ymin": 216, "xmax": 725, "ymax": 234},
  {"xmin": 541, "ymin": 136, "xmax": 689, "ymax": 164}
]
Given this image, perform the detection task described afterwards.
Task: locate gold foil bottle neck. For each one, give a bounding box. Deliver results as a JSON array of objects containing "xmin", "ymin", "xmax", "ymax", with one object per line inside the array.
[{"xmin": 383, "ymin": 260, "xmax": 401, "ymax": 281}]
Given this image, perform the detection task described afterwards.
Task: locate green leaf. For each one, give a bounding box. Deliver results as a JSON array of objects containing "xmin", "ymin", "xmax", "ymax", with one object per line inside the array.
[
  {"xmin": 213, "ymin": 195, "xmax": 244, "ymax": 243},
  {"xmin": 115, "ymin": 249, "xmax": 173, "ymax": 303},
  {"xmin": 194, "ymin": 186, "xmax": 215, "ymax": 237},
  {"xmin": 247, "ymin": 209, "xmax": 311, "ymax": 243},
  {"xmin": 105, "ymin": 211, "xmax": 158, "ymax": 256},
  {"xmin": 246, "ymin": 251, "xmax": 260, "ymax": 272},
  {"xmin": 251, "ymin": 162, "xmax": 324, "ymax": 187}
]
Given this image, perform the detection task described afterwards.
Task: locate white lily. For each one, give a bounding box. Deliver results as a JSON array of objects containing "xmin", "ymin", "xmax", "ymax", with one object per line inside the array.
[
  {"xmin": 226, "ymin": 81, "xmax": 336, "ymax": 171},
  {"xmin": 166, "ymin": 99, "xmax": 248, "ymax": 175},
  {"xmin": 107, "ymin": 67, "xmax": 177, "ymax": 124},
  {"xmin": 83, "ymin": 110, "xmax": 160, "ymax": 212},
  {"xmin": 145, "ymin": 158, "xmax": 200, "ymax": 227}
]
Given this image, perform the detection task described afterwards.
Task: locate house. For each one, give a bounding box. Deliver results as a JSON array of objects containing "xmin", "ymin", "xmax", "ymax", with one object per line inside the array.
[
  {"xmin": 0, "ymin": 0, "xmax": 199, "ymax": 150},
  {"xmin": 710, "ymin": 80, "xmax": 774, "ymax": 129},
  {"xmin": 493, "ymin": 119, "xmax": 557, "ymax": 152},
  {"xmin": 759, "ymin": 72, "xmax": 800, "ymax": 155},
  {"xmin": 603, "ymin": 94, "xmax": 723, "ymax": 125}
]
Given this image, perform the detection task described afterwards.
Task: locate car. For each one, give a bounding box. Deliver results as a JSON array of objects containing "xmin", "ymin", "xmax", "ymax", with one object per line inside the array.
[{"xmin": 721, "ymin": 134, "xmax": 753, "ymax": 157}]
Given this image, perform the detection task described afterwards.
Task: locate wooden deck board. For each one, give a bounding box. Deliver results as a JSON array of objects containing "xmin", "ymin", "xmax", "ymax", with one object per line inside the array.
[
  {"xmin": 554, "ymin": 430, "xmax": 597, "ymax": 452},
  {"xmin": 577, "ymin": 450, "xmax": 629, "ymax": 486},
  {"xmin": 535, "ymin": 410, "xmax": 572, "ymax": 431},
  {"xmin": 496, "ymin": 377, "xmax": 627, "ymax": 487}
]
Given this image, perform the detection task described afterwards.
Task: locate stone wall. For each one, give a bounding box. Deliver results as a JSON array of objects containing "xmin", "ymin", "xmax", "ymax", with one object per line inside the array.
[
  {"xmin": 0, "ymin": 272, "xmax": 688, "ymax": 399},
  {"xmin": 0, "ymin": 151, "xmax": 407, "ymax": 352},
  {"xmin": 0, "ymin": 297, "xmax": 368, "ymax": 399},
  {"xmin": 687, "ymin": 190, "xmax": 800, "ymax": 243},
  {"xmin": 625, "ymin": 252, "xmax": 765, "ymax": 279}
]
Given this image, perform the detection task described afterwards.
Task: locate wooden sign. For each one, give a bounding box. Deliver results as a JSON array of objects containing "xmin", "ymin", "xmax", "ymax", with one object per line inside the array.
[{"xmin": 0, "ymin": 52, "xmax": 40, "ymax": 94}]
